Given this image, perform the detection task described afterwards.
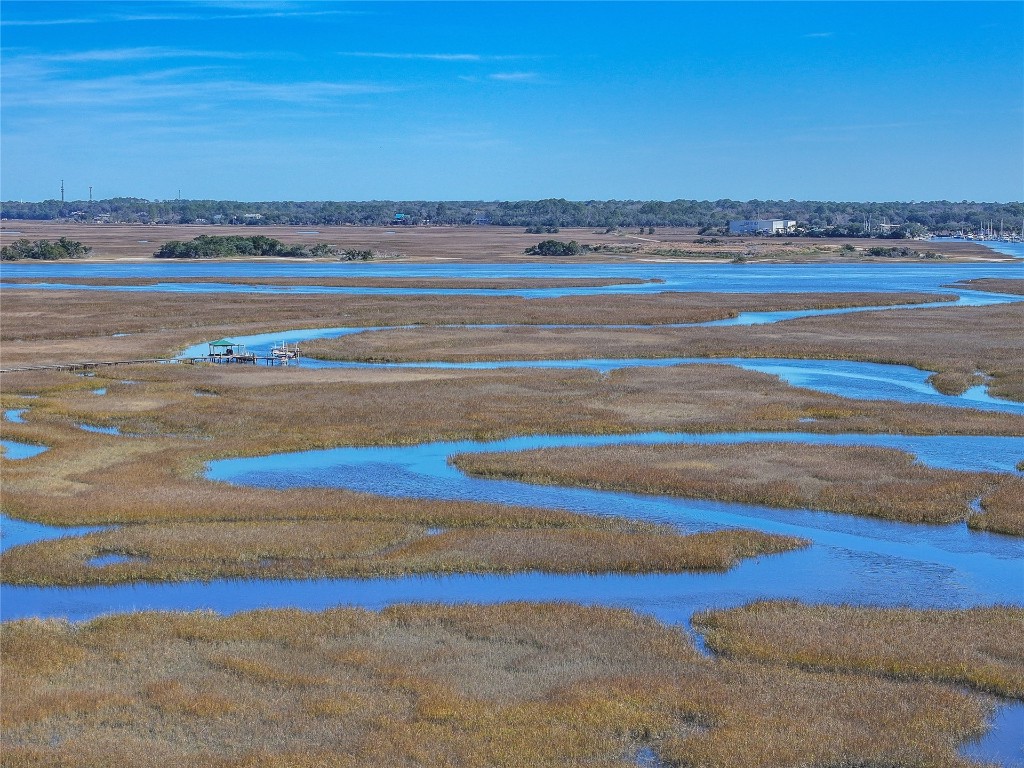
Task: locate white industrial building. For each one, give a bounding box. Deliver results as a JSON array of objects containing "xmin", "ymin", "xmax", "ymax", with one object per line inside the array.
[{"xmin": 728, "ymin": 219, "xmax": 797, "ymax": 235}]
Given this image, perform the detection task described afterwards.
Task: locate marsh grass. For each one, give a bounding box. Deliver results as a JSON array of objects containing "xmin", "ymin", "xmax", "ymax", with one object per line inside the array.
[
  {"xmin": 971, "ymin": 477, "xmax": 1024, "ymax": 536},
  {"xmin": 2, "ymin": 369, "xmax": 825, "ymax": 584},
  {"xmin": 2, "ymin": 364, "xmax": 1020, "ymax": 533},
  {"xmin": 452, "ymin": 442, "xmax": 1012, "ymax": 526},
  {"xmin": 989, "ymin": 370, "xmax": 1024, "ymax": 402},
  {"xmin": 0, "ymin": 522, "xmax": 806, "ymax": 586},
  {"xmin": 311, "ymin": 302, "xmax": 1024, "ymax": 402},
  {"xmin": 0, "ymin": 274, "xmax": 1017, "ymax": 764},
  {"xmin": 692, "ymin": 601, "xmax": 1024, "ymax": 698},
  {"xmin": 950, "ymin": 278, "xmax": 1024, "ymax": 296},
  {"xmin": 2, "ymin": 276, "xmax": 659, "ymax": 290},
  {"xmin": 0, "ymin": 220, "xmax": 1001, "ymax": 262},
  {"xmin": 1, "ymin": 604, "xmax": 992, "ymax": 767},
  {"xmin": 929, "ymin": 370, "xmax": 987, "ymax": 396},
  {"xmin": 0, "ymin": 288, "xmax": 952, "ymax": 367}
]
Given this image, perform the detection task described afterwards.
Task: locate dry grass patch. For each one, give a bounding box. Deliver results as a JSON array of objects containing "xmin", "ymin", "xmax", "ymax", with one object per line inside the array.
[
  {"xmin": 2, "ymin": 276, "xmax": 658, "ymax": 289},
  {"xmin": 971, "ymin": 477, "xmax": 1024, "ymax": 536},
  {"xmin": 950, "ymin": 278, "xmax": 1024, "ymax": 296},
  {"xmin": 2, "ymin": 364, "xmax": 1021, "ymax": 533},
  {"xmin": 313, "ymin": 302, "xmax": 1024, "ymax": 401},
  {"xmin": 2, "ymin": 368, "xmax": 836, "ymax": 584},
  {"xmin": 929, "ymin": 369, "xmax": 989, "ymax": 396},
  {"xmin": 988, "ymin": 370, "xmax": 1024, "ymax": 402},
  {"xmin": 1, "ymin": 604, "xmax": 993, "ymax": 767},
  {"xmin": 1, "ymin": 220, "xmax": 1002, "ymax": 261},
  {"xmin": 693, "ymin": 601, "xmax": 1024, "ymax": 698},
  {"xmin": 0, "ymin": 287, "xmax": 951, "ymax": 366},
  {"xmin": 346, "ymin": 527, "xmax": 801, "ymax": 575},
  {"xmin": 0, "ymin": 521, "xmax": 806, "ymax": 586},
  {"xmin": 453, "ymin": 442, "xmax": 1013, "ymax": 526}
]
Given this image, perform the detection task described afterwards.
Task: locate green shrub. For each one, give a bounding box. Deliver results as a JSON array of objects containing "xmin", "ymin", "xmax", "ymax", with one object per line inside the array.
[
  {"xmin": 524, "ymin": 239, "xmax": 581, "ymax": 257},
  {"xmin": 154, "ymin": 235, "xmax": 311, "ymax": 259},
  {"xmin": 1, "ymin": 237, "xmax": 91, "ymax": 261}
]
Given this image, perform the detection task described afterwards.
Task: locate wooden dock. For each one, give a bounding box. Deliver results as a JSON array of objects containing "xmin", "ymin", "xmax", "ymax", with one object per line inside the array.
[
  {"xmin": 0, "ymin": 355, "xmax": 298, "ymax": 374},
  {"xmin": 0, "ymin": 358, "xmax": 177, "ymax": 373}
]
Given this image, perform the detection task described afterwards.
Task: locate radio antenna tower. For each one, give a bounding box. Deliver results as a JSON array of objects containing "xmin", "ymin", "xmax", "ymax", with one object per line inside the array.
[{"xmin": 60, "ymin": 179, "xmax": 64, "ymax": 202}]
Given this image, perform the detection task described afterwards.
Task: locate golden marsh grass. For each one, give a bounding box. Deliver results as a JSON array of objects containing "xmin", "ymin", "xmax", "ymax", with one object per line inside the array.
[
  {"xmin": 2, "ymin": 365, "xmax": 1020, "ymax": 534},
  {"xmin": 951, "ymin": 277, "xmax": 1024, "ymax": 296},
  {"xmin": 1, "ymin": 523, "xmax": 804, "ymax": 586},
  {"xmin": 971, "ymin": 477, "xmax": 1024, "ymax": 536},
  {"xmin": 452, "ymin": 442, "xmax": 1015, "ymax": 528},
  {"xmin": 310, "ymin": 302, "xmax": 1024, "ymax": 401},
  {"xmin": 1, "ymin": 220, "xmax": 1004, "ymax": 262},
  {"xmin": 1, "ymin": 603, "xmax": 992, "ymax": 767},
  {"xmin": 2, "ymin": 276, "xmax": 659, "ymax": 290},
  {"xmin": 0, "ymin": 267, "xmax": 1018, "ymax": 764},
  {"xmin": 2, "ymin": 369, "xmax": 823, "ymax": 584},
  {"xmin": 693, "ymin": 601, "xmax": 1024, "ymax": 698},
  {"xmin": 0, "ymin": 287, "xmax": 952, "ymax": 366}
]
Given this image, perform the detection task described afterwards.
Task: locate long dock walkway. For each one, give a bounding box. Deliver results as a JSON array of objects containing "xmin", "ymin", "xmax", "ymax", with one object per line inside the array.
[{"xmin": 0, "ymin": 356, "xmax": 296, "ymax": 373}]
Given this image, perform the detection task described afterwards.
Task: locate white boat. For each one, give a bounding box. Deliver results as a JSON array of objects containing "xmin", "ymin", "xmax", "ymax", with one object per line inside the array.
[{"xmin": 270, "ymin": 342, "xmax": 300, "ymax": 360}]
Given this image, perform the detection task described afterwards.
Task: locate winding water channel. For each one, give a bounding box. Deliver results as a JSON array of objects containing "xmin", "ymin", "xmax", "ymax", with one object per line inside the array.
[
  {"xmin": 0, "ymin": 255, "xmax": 1022, "ymax": 299},
  {"xmin": 2, "ymin": 257, "xmax": 1023, "ymax": 763}
]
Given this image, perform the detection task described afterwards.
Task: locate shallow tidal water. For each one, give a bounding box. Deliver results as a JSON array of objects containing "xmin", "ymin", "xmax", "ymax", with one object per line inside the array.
[{"xmin": 3, "ymin": 258, "xmax": 1023, "ymax": 296}]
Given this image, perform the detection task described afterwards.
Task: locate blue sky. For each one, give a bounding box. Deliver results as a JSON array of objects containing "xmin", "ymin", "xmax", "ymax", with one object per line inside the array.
[{"xmin": 2, "ymin": 1, "xmax": 1021, "ymax": 202}]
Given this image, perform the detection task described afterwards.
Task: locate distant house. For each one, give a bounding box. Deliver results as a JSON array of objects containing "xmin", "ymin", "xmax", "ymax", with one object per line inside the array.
[
  {"xmin": 729, "ymin": 219, "xmax": 797, "ymax": 235},
  {"xmin": 243, "ymin": 213, "xmax": 262, "ymax": 221}
]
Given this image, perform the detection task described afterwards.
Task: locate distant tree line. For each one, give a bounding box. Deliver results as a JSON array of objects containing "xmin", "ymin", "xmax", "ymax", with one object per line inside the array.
[
  {"xmin": 1, "ymin": 237, "xmax": 91, "ymax": 261},
  {"xmin": 3, "ymin": 197, "xmax": 1021, "ymax": 235}
]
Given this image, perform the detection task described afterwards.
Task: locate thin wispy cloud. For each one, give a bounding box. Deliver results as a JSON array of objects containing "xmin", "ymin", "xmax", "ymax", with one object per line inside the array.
[
  {"xmin": 15, "ymin": 47, "xmax": 255, "ymax": 64},
  {"xmin": 3, "ymin": 1, "xmax": 1018, "ymax": 202},
  {"xmin": 115, "ymin": 9, "xmax": 363, "ymax": 22},
  {"xmin": 1, "ymin": 7, "xmax": 362, "ymax": 27},
  {"xmin": 0, "ymin": 17, "xmax": 97, "ymax": 27},
  {"xmin": 340, "ymin": 52, "xmax": 527, "ymax": 62},
  {"xmin": 200, "ymin": 1, "xmax": 302, "ymax": 9},
  {"xmin": 488, "ymin": 72, "xmax": 540, "ymax": 82},
  {"xmin": 2, "ymin": 65, "xmax": 399, "ymax": 110},
  {"xmin": 786, "ymin": 120, "xmax": 922, "ymax": 143}
]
